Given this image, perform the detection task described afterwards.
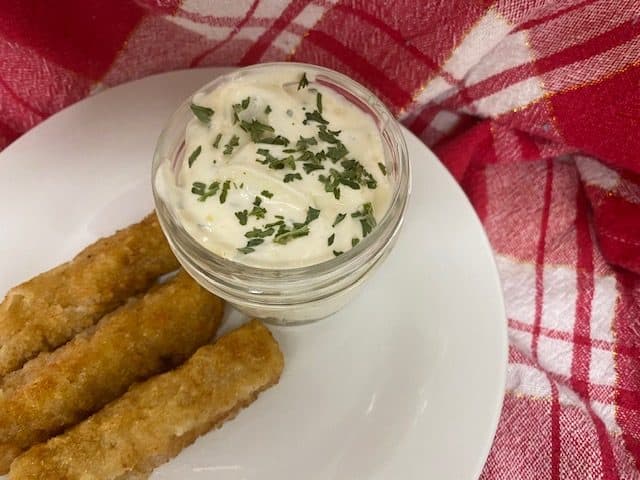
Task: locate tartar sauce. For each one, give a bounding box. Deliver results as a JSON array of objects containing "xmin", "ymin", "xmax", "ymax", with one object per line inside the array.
[{"xmin": 156, "ymin": 67, "xmax": 391, "ymax": 268}]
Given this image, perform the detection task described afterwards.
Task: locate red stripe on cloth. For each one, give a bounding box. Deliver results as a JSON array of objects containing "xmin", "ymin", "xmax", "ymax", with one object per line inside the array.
[
  {"xmin": 332, "ymin": 3, "xmax": 441, "ymax": 73},
  {"xmin": 0, "ymin": 0, "xmax": 146, "ymax": 80},
  {"xmin": 302, "ymin": 30, "xmax": 414, "ymax": 109},
  {"xmin": 433, "ymin": 120, "xmax": 493, "ymax": 181},
  {"xmin": 590, "ymin": 404, "xmax": 621, "ymax": 478},
  {"xmin": 189, "ymin": 0, "xmax": 261, "ymax": 67},
  {"xmin": 614, "ymin": 271, "xmax": 640, "ymax": 470},
  {"xmin": 549, "ymin": 377, "xmax": 561, "ymax": 480},
  {"xmin": 239, "ymin": 0, "xmax": 312, "ymax": 64},
  {"xmin": 0, "ymin": 74, "xmax": 47, "ymax": 118},
  {"xmin": 513, "ymin": 0, "xmax": 598, "ymax": 32},
  {"xmin": 545, "ymin": 367, "xmax": 618, "ymax": 478},
  {"xmin": 617, "ymin": 387, "xmax": 640, "ymax": 411},
  {"xmin": 531, "ymin": 159, "xmax": 554, "ymax": 362},
  {"xmin": 0, "ymin": 118, "xmax": 19, "ymax": 150},
  {"xmin": 590, "ymin": 183, "xmax": 640, "ymax": 274},
  {"xmin": 550, "ymin": 63, "xmax": 640, "ymax": 175},
  {"xmin": 570, "ymin": 184, "xmax": 594, "ymax": 400},
  {"xmin": 514, "ymin": 130, "xmax": 543, "ymax": 161}
]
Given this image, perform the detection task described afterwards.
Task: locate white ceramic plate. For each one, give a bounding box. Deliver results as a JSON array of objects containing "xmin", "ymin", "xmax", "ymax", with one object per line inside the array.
[{"xmin": 0, "ymin": 68, "xmax": 507, "ymax": 480}]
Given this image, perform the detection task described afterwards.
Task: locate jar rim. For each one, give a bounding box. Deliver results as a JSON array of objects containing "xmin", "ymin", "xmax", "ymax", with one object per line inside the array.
[{"xmin": 152, "ymin": 62, "xmax": 411, "ymax": 285}]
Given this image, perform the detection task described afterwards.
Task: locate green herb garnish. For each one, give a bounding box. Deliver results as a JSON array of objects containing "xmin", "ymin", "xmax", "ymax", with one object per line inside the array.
[
  {"xmin": 295, "ymin": 150, "xmax": 315, "ymax": 163},
  {"xmin": 235, "ymin": 210, "xmax": 248, "ymax": 225},
  {"xmin": 245, "ymin": 227, "xmax": 275, "ymax": 238},
  {"xmin": 318, "ymin": 172, "xmax": 341, "ymax": 199},
  {"xmin": 332, "ymin": 213, "xmax": 346, "ymax": 227},
  {"xmin": 326, "ymin": 143, "xmax": 348, "ymax": 162},
  {"xmin": 219, "ymin": 180, "xmax": 231, "ymax": 203},
  {"xmin": 213, "ymin": 133, "xmax": 222, "ymax": 149},
  {"xmin": 256, "ymin": 149, "xmax": 296, "ymax": 170},
  {"xmin": 378, "ymin": 162, "xmax": 387, "ymax": 175},
  {"xmin": 258, "ymin": 135, "xmax": 290, "ymax": 146},
  {"xmin": 284, "ymin": 173, "xmax": 302, "ymax": 183},
  {"xmin": 223, "ymin": 135, "xmax": 240, "ymax": 155},
  {"xmin": 296, "ymin": 136, "xmax": 318, "ymax": 150},
  {"xmin": 303, "ymin": 110, "xmax": 328, "ymax": 125},
  {"xmin": 261, "ymin": 190, "xmax": 274, "ymax": 198},
  {"xmin": 265, "ymin": 105, "xmax": 272, "ymax": 114},
  {"xmin": 341, "ymin": 159, "xmax": 377, "ymax": 189},
  {"xmin": 247, "ymin": 238, "xmax": 264, "ymax": 247},
  {"xmin": 191, "ymin": 181, "xmax": 220, "ymax": 201},
  {"xmin": 351, "ymin": 202, "xmax": 376, "ymax": 237},
  {"xmin": 304, "ymin": 206, "xmax": 320, "ymax": 224},
  {"xmin": 352, "ymin": 238, "xmax": 360, "ymax": 247},
  {"xmin": 328, "ymin": 233, "xmax": 335, "ymax": 246},
  {"xmin": 232, "ymin": 97, "xmax": 250, "ymax": 123},
  {"xmin": 249, "ymin": 196, "xmax": 267, "ymax": 219},
  {"xmin": 319, "ymin": 159, "xmax": 377, "ymax": 196},
  {"xmin": 264, "ymin": 220, "xmax": 285, "ymax": 228},
  {"xmin": 298, "ymin": 72, "xmax": 309, "ymax": 90},
  {"xmin": 188, "ymin": 145, "xmax": 202, "ymax": 167},
  {"xmin": 237, "ymin": 246, "xmax": 255, "ymax": 254},
  {"xmin": 303, "ymin": 162, "xmax": 324, "ymax": 174},
  {"xmin": 190, "ymin": 103, "xmax": 214, "ymax": 123},
  {"xmin": 250, "ymin": 205, "xmax": 266, "ymax": 219},
  {"xmin": 333, "ymin": 250, "xmax": 343, "ymax": 256},
  {"xmin": 316, "ymin": 92, "xmax": 323, "ymax": 113},
  {"xmin": 240, "ymin": 119, "xmax": 275, "ymax": 142},
  {"xmin": 317, "ymin": 125, "xmax": 340, "ymax": 144},
  {"xmin": 272, "ymin": 206, "xmax": 320, "ymax": 245},
  {"xmin": 273, "ymin": 225, "xmax": 309, "ymax": 244}
]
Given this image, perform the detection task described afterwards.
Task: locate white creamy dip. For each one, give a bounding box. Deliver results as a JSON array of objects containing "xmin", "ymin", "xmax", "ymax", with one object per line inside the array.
[{"xmin": 156, "ymin": 67, "xmax": 391, "ymax": 268}]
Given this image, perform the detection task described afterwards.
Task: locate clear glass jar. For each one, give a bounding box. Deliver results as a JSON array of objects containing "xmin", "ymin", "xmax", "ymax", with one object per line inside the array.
[{"xmin": 152, "ymin": 63, "xmax": 410, "ymax": 325}]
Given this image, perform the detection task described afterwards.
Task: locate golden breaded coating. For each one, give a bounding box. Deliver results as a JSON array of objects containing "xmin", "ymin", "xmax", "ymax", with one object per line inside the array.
[
  {"xmin": 0, "ymin": 270, "xmax": 223, "ymax": 473},
  {"xmin": 10, "ymin": 320, "xmax": 283, "ymax": 480},
  {"xmin": 0, "ymin": 212, "xmax": 180, "ymax": 376}
]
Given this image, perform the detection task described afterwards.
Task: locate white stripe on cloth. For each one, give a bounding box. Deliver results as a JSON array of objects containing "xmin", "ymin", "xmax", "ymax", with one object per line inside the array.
[
  {"xmin": 443, "ymin": 9, "xmax": 513, "ymax": 79},
  {"xmin": 465, "ymin": 31, "xmax": 536, "ymax": 86},
  {"xmin": 575, "ymin": 156, "xmax": 621, "ymax": 190},
  {"xmin": 471, "ymin": 76, "xmax": 545, "ymax": 116},
  {"xmin": 165, "ymin": 16, "xmax": 232, "ymax": 40},
  {"xmin": 180, "ymin": 0, "xmax": 256, "ymax": 18}
]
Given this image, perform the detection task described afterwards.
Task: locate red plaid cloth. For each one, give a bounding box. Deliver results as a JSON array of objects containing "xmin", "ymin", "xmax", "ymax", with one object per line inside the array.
[{"xmin": 2, "ymin": 1, "xmax": 640, "ymax": 478}]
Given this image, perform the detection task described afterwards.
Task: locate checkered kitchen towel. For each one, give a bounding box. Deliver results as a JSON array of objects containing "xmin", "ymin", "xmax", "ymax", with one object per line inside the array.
[{"xmin": 1, "ymin": 1, "xmax": 640, "ymax": 478}]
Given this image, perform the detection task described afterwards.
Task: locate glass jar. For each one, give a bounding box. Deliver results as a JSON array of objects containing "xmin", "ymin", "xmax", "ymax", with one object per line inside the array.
[{"xmin": 152, "ymin": 63, "xmax": 410, "ymax": 325}]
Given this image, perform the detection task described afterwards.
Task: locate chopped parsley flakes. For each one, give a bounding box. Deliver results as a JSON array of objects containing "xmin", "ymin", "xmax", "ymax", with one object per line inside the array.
[
  {"xmin": 223, "ymin": 135, "xmax": 239, "ymax": 155},
  {"xmin": 188, "ymin": 145, "xmax": 202, "ymax": 168},
  {"xmin": 298, "ymin": 72, "xmax": 309, "ymax": 90},
  {"xmin": 190, "ymin": 103, "xmax": 214, "ymax": 123}
]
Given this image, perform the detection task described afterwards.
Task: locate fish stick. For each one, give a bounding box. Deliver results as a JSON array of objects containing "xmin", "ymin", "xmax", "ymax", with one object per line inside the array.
[
  {"xmin": 10, "ymin": 320, "xmax": 284, "ymax": 480},
  {"xmin": 0, "ymin": 270, "xmax": 223, "ymax": 473},
  {"xmin": 0, "ymin": 212, "xmax": 180, "ymax": 376}
]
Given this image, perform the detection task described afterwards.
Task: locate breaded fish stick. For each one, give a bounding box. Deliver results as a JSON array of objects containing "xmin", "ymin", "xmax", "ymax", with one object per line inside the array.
[
  {"xmin": 10, "ymin": 320, "xmax": 283, "ymax": 480},
  {"xmin": 0, "ymin": 270, "xmax": 223, "ymax": 473},
  {"xmin": 0, "ymin": 212, "xmax": 179, "ymax": 376}
]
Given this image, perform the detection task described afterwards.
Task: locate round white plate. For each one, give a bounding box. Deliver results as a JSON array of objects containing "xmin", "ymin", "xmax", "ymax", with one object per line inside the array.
[{"xmin": 0, "ymin": 68, "xmax": 507, "ymax": 480}]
